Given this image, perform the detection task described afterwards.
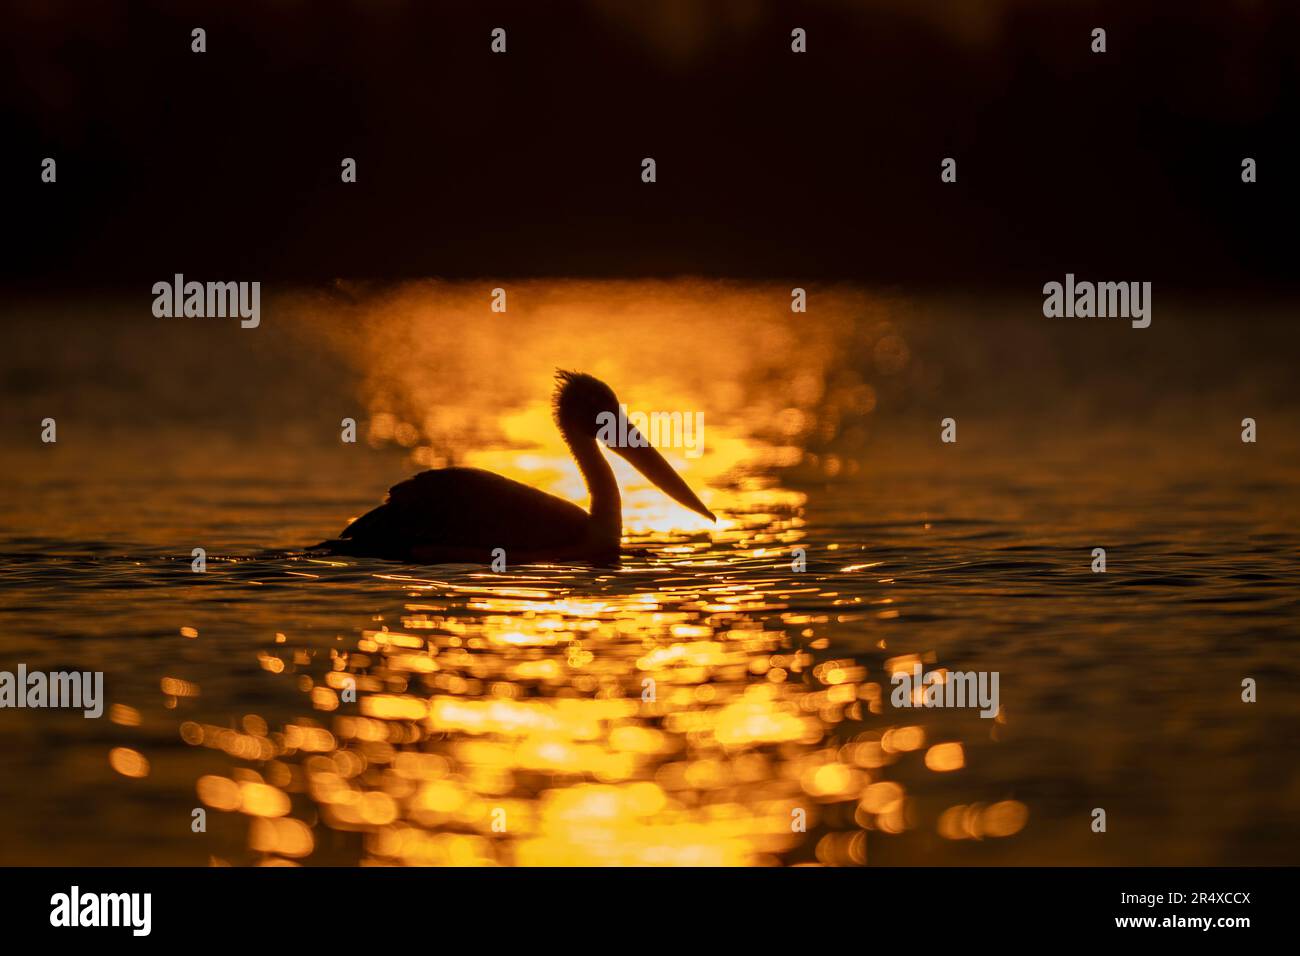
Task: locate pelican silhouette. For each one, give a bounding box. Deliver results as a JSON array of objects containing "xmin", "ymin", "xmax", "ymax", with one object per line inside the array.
[{"xmin": 315, "ymin": 371, "xmax": 715, "ymax": 563}]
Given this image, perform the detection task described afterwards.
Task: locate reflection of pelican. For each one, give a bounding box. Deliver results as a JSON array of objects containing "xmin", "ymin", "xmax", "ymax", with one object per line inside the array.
[{"xmin": 316, "ymin": 371, "xmax": 715, "ymax": 563}]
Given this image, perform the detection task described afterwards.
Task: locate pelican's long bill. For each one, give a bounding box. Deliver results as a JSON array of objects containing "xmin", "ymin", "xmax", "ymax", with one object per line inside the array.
[{"xmin": 608, "ymin": 426, "xmax": 716, "ymax": 522}]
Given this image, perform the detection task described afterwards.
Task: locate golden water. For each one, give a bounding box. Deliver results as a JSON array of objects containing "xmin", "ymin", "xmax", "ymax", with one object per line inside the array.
[{"xmin": 1, "ymin": 281, "xmax": 1297, "ymax": 864}]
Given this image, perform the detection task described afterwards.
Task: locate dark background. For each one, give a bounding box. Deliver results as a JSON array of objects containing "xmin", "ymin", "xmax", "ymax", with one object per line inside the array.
[{"xmin": 2, "ymin": 0, "xmax": 1296, "ymax": 293}]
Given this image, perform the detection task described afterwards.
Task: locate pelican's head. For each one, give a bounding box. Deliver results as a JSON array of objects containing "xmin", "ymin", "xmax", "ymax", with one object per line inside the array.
[{"xmin": 553, "ymin": 370, "xmax": 716, "ymax": 522}]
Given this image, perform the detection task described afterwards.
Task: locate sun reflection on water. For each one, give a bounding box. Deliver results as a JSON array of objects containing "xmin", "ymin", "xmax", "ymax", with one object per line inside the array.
[{"xmin": 180, "ymin": 504, "xmax": 1025, "ymax": 865}]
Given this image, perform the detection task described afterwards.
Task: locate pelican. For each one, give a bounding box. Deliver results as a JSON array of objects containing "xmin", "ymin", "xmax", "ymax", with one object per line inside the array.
[{"xmin": 315, "ymin": 371, "xmax": 715, "ymax": 563}]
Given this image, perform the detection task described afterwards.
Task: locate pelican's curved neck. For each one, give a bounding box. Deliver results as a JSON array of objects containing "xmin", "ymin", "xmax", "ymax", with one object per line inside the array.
[{"xmin": 564, "ymin": 426, "xmax": 621, "ymax": 541}]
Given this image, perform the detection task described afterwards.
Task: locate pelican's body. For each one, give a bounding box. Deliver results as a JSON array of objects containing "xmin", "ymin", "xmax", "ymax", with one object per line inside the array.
[
  {"xmin": 317, "ymin": 372, "xmax": 714, "ymax": 563},
  {"xmin": 327, "ymin": 467, "xmax": 609, "ymax": 563}
]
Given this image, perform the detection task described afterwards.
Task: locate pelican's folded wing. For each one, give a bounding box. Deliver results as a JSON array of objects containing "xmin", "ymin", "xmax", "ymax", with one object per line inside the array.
[{"xmin": 340, "ymin": 467, "xmax": 590, "ymax": 553}]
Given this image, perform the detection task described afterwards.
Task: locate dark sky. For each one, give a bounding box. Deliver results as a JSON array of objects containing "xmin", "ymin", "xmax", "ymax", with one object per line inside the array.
[{"xmin": 3, "ymin": 0, "xmax": 1296, "ymax": 293}]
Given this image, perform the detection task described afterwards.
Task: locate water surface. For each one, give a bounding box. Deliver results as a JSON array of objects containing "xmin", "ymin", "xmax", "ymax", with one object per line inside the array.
[{"xmin": 1, "ymin": 281, "xmax": 1297, "ymax": 865}]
